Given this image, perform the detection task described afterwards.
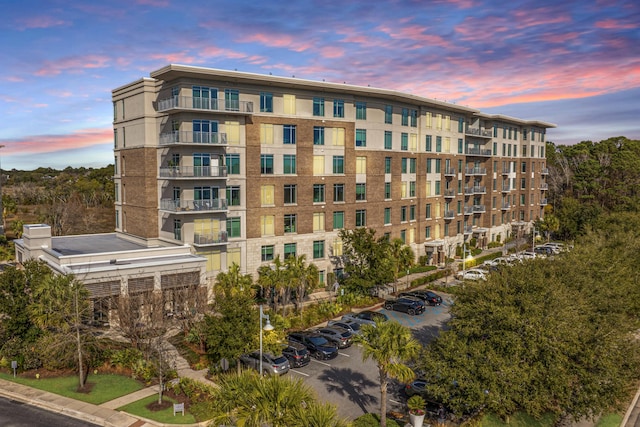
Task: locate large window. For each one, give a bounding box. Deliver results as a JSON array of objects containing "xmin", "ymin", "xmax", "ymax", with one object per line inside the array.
[
  {"xmin": 402, "ymin": 108, "xmax": 409, "ymax": 126},
  {"xmin": 313, "ymin": 240, "xmax": 325, "ymax": 259},
  {"xmin": 333, "ymin": 156, "xmax": 344, "ymax": 174},
  {"xmin": 260, "ymin": 215, "xmax": 275, "ymax": 236},
  {"xmin": 284, "ymin": 184, "xmax": 297, "ymax": 204},
  {"xmin": 355, "ymin": 209, "xmax": 366, "ymax": 227},
  {"xmin": 333, "ymin": 184, "xmax": 345, "ymax": 202},
  {"xmin": 401, "ymin": 133, "xmax": 408, "ymax": 150},
  {"xmin": 283, "ymin": 94, "xmax": 296, "ymax": 115},
  {"xmin": 425, "ymin": 203, "xmax": 432, "ymax": 218},
  {"xmin": 284, "ymin": 214, "xmax": 297, "ymax": 233},
  {"xmin": 425, "ymin": 135, "xmax": 432, "ymax": 152},
  {"xmin": 260, "ymin": 92, "xmax": 273, "ymax": 112},
  {"xmin": 355, "ymin": 183, "xmax": 366, "ymax": 201},
  {"xmin": 356, "ymin": 157, "xmax": 366, "ymax": 174},
  {"xmin": 333, "ymin": 99, "xmax": 344, "ymax": 117},
  {"xmin": 313, "ymin": 97, "xmax": 325, "ymax": 116},
  {"xmin": 226, "ymin": 217, "xmax": 241, "ymax": 238},
  {"xmin": 409, "ymin": 158, "xmax": 416, "ymax": 173},
  {"xmin": 411, "ymin": 110, "xmax": 418, "ymax": 127},
  {"xmin": 260, "ymin": 154, "xmax": 274, "ymax": 174},
  {"xmin": 313, "ymin": 184, "xmax": 325, "ymax": 203},
  {"xmin": 284, "ymin": 243, "xmax": 297, "ymax": 259},
  {"xmin": 192, "ymin": 86, "xmax": 217, "ymax": 109},
  {"xmin": 283, "ymin": 125, "xmax": 296, "ymax": 144},
  {"xmin": 226, "ymin": 186, "xmax": 240, "ymax": 206},
  {"xmin": 314, "ymin": 126, "xmax": 325, "ymax": 145},
  {"xmin": 355, "ymin": 129, "xmax": 367, "ymax": 147},
  {"xmin": 333, "ymin": 211, "xmax": 344, "ymax": 229},
  {"xmin": 261, "ymin": 245, "xmax": 275, "ymax": 262},
  {"xmin": 384, "ymin": 131, "xmax": 392, "ymax": 150},
  {"xmin": 313, "ymin": 212, "xmax": 325, "ymax": 231},
  {"xmin": 402, "ymin": 158, "xmax": 408, "ymax": 173},
  {"xmin": 225, "ymin": 89, "xmax": 239, "ymax": 111},
  {"xmin": 226, "ymin": 154, "xmax": 240, "ymax": 174},
  {"xmin": 384, "ymin": 207, "xmax": 391, "ymax": 224},
  {"xmin": 261, "ymin": 185, "xmax": 274, "ymax": 206},
  {"xmin": 283, "ymin": 154, "xmax": 296, "ymax": 174},
  {"xmin": 436, "ymin": 136, "xmax": 442, "ymax": 152},
  {"xmin": 385, "ymin": 105, "xmax": 393, "ymax": 124},
  {"xmin": 384, "ymin": 182, "xmax": 391, "ymax": 199},
  {"xmin": 355, "ymin": 101, "xmax": 367, "ymax": 120},
  {"xmin": 401, "ymin": 206, "xmax": 407, "ymax": 222},
  {"xmin": 313, "ymin": 155, "xmax": 325, "ymax": 175},
  {"xmin": 193, "ymin": 120, "xmax": 219, "ymax": 143},
  {"xmin": 385, "ymin": 157, "xmax": 392, "ymax": 174}
]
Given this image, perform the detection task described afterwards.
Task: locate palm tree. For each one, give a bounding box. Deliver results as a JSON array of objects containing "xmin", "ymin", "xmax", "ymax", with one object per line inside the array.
[
  {"xmin": 389, "ymin": 238, "xmax": 415, "ymax": 292},
  {"xmin": 215, "ymin": 262, "xmax": 254, "ymax": 298},
  {"xmin": 257, "ymin": 255, "xmax": 288, "ymax": 314},
  {"xmin": 285, "ymin": 254, "xmax": 319, "ymax": 312},
  {"xmin": 354, "ymin": 319, "xmax": 421, "ymax": 427}
]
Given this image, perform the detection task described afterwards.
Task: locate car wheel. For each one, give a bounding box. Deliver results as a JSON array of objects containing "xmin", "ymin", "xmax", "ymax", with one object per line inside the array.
[
  {"xmin": 408, "ymin": 308, "xmax": 415, "ymax": 315},
  {"xmin": 314, "ymin": 351, "xmax": 323, "ymax": 360},
  {"xmin": 384, "ymin": 303, "xmax": 393, "ymax": 310}
]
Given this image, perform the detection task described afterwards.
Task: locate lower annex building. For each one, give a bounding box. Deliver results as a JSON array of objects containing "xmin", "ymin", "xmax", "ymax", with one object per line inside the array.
[{"xmin": 16, "ymin": 64, "xmax": 554, "ymax": 321}]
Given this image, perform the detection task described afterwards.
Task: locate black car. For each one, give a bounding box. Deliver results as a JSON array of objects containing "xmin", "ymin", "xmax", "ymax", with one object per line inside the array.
[
  {"xmin": 281, "ymin": 342, "xmax": 311, "ymax": 368},
  {"xmin": 314, "ymin": 326, "xmax": 353, "ymax": 348},
  {"xmin": 327, "ymin": 319, "xmax": 362, "ymax": 335},
  {"xmin": 384, "ymin": 297, "xmax": 425, "ymax": 315},
  {"xmin": 400, "ymin": 290, "xmax": 443, "ymax": 306},
  {"xmin": 287, "ymin": 331, "xmax": 339, "ymax": 360}
]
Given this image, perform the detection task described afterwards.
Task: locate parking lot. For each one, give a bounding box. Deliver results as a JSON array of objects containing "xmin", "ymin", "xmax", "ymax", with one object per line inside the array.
[{"xmin": 288, "ymin": 295, "xmax": 453, "ymax": 420}]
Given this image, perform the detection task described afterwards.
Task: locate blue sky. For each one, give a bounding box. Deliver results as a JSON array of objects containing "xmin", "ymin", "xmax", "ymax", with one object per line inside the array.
[{"xmin": 1, "ymin": 0, "xmax": 638, "ymax": 170}]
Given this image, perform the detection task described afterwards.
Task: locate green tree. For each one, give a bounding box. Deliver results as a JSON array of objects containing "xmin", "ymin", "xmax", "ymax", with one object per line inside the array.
[
  {"xmin": 339, "ymin": 228, "xmax": 394, "ymax": 295},
  {"xmin": 389, "ymin": 238, "xmax": 414, "ymax": 291},
  {"xmin": 216, "ymin": 262, "xmax": 254, "ymax": 299},
  {"xmin": 285, "ymin": 254, "xmax": 319, "ymax": 311},
  {"xmin": 354, "ymin": 320, "xmax": 421, "ymax": 427},
  {"xmin": 257, "ymin": 255, "xmax": 289, "ymax": 313}
]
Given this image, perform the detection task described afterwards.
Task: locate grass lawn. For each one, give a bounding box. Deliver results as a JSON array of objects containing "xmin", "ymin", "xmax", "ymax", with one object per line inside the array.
[
  {"xmin": 118, "ymin": 395, "xmax": 197, "ymax": 424},
  {"xmin": 595, "ymin": 413, "xmax": 623, "ymax": 427},
  {"xmin": 0, "ymin": 372, "xmax": 144, "ymax": 405},
  {"xmin": 481, "ymin": 412, "xmax": 557, "ymax": 427}
]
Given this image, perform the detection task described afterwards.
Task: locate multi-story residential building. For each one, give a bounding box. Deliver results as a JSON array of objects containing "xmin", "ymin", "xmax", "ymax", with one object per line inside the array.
[{"xmin": 108, "ymin": 64, "xmax": 554, "ymax": 286}]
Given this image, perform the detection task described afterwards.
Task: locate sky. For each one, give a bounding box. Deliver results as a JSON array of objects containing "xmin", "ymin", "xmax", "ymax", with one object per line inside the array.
[{"xmin": 0, "ymin": 0, "xmax": 639, "ymax": 170}]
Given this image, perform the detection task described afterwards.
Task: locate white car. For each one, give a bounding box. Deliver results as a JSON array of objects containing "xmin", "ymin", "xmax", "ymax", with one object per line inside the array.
[{"xmin": 456, "ymin": 269, "xmax": 487, "ymax": 281}]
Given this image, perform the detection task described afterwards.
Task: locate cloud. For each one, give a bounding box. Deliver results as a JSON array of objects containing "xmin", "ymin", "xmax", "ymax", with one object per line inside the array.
[
  {"xmin": 595, "ymin": 18, "xmax": 638, "ymax": 30},
  {"xmin": 136, "ymin": 0, "xmax": 170, "ymax": 6},
  {"xmin": 0, "ymin": 128, "xmax": 113, "ymax": 155},
  {"xmin": 35, "ymin": 55, "xmax": 112, "ymax": 76},
  {"xmin": 15, "ymin": 15, "xmax": 70, "ymax": 30}
]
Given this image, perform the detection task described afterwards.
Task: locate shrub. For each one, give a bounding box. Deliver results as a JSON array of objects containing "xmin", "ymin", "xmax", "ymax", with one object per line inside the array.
[
  {"xmin": 131, "ymin": 358, "xmax": 156, "ymax": 383},
  {"xmin": 352, "ymin": 413, "xmax": 402, "ymax": 427},
  {"xmin": 109, "ymin": 348, "xmax": 143, "ymax": 370}
]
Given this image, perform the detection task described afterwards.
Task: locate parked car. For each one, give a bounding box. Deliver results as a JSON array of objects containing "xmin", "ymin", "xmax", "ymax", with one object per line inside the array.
[
  {"xmin": 400, "ymin": 290, "xmax": 442, "ymax": 306},
  {"xmin": 456, "ymin": 269, "xmax": 487, "ymax": 281},
  {"xmin": 239, "ymin": 351, "xmax": 290, "ymax": 375},
  {"xmin": 534, "ymin": 245, "xmax": 553, "ymax": 256},
  {"xmin": 281, "ymin": 342, "xmax": 311, "ymax": 368},
  {"xmin": 314, "ymin": 326, "xmax": 353, "ymax": 348},
  {"xmin": 288, "ymin": 331, "xmax": 339, "ymax": 360},
  {"xmin": 384, "ymin": 297, "xmax": 425, "ymax": 315},
  {"xmin": 342, "ymin": 310, "xmax": 389, "ymax": 327},
  {"xmin": 327, "ymin": 319, "xmax": 362, "ymax": 335},
  {"xmin": 404, "ymin": 380, "xmax": 448, "ymax": 418},
  {"xmin": 520, "ymin": 251, "xmax": 536, "ymax": 259}
]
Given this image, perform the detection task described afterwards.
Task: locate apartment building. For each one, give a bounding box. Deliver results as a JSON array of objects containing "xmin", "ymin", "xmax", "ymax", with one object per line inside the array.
[{"xmin": 111, "ymin": 64, "xmax": 554, "ymax": 286}]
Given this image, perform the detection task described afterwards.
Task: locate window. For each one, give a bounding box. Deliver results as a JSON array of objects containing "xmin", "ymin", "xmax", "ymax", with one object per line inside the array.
[
  {"xmin": 411, "ymin": 109, "xmax": 418, "ymax": 127},
  {"xmin": 284, "ymin": 184, "xmax": 297, "ymax": 204},
  {"xmin": 409, "ymin": 181, "xmax": 416, "ymax": 197},
  {"xmin": 493, "ymin": 124, "xmax": 498, "ymax": 137},
  {"xmin": 458, "ymin": 138, "xmax": 463, "ymax": 154},
  {"xmin": 436, "ymin": 136, "xmax": 442, "ymax": 152},
  {"xmin": 313, "ymin": 184, "xmax": 325, "ymax": 203},
  {"xmin": 435, "ymin": 159, "xmax": 441, "ymax": 173},
  {"xmin": 260, "ymin": 154, "xmax": 274, "ymax": 174},
  {"xmin": 313, "ymin": 212, "xmax": 325, "ymax": 231},
  {"xmin": 283, "ymin": 125, "xmax": 296, "ymax": 144},
  {"xmin": 355, "ymin": 209, "xmax": 366, "ymax": 227},
  {"xmin": 173, "ymin": 218, "xmax": 180, "ymax": 240},
  {"xmin": 226, "ymin": 154, "xmax": 240, "ymax": 174},
  {"xmin": 426, "ymin": 135, "xmax": 432, "ymax": 152},
  {"xmin": 493, "ymin": 142, "xmax": 498, "ymax": 155},
  {"xmin": 260, "ymin": 215, "xmax": 275, "ymax": 236},
  {"xmin": 385, "ymin": 157, "xmax": 392, "ymax": 174},
  {"xmin": 355, "ymin": 101, "xmax": 367, "ymax": 119},
  {"xmin": 356, "ymin": 183, "xmax": 366, "ymax": 201},
  {"xmin": 402, "ymin": 108, "xmax": 409, "ymax": 126},
  {"xmin": 384, "ymin": 131, "xmax": 392, "ymax": 149},
  {"xmin": 523, "ymin": 144, "xmax": 527, "ymax": 156},
  {"xmin": 503, "ymin": 127, "xmax": 507, "ymax": 139},
  {"xmin": 261, "ymin": 245, "xmax": 275, "ymax": 262},
  {"xmin": 402, "ymin": 158, "xmax": 408, "ymax": 173},
  {"xmin": 401, "ymin": 133, "xmax": 408, "ymax": 150},
  {"xmin": 333, "ymin": 128, "xmax": 345, "ymax": 146},
  {"xmin": 520, "ymin": 194, "xmax": 526, "ymax": 205},
  {"xmin": 226, "ymin": 186, "xmax": 240, "ymax": 206},
  {"xmin": 355, "ymin": 129, "xmax": 367, "ymax": 147},
  {"xmin": 426, "ymin": 203, "xmax": 432, "ymax": 218},
  {"xmin": 523, "ymin": 129, "xmax": 528, "ymax": 140},
  {"xmin": 192, "ymin": 86, "xmax": 217, "ymax": 109},
  {"xmin": 334, "ymin": 184, "xmax": 345, "ymax": 202},
  {"xmin": 313, "ymin": 97, "xmax": 325, "ymax": 116},
  {"xmin": 400, "ymin": 230, "xmax": 406, "ymax": 243},
  {"xmin": 260, "ymin": 123, "xmax": 274, "ymax": 144},
  {"xmin": 333, "ymin": 211, "xmax": 344, "ymax": 229},
  {"xmin": 284, "ymin": 214, "xmax": 297, "ymax": 233},
  {"xmin": 410, "ymin": 205, "xmax": 416, "ymax": 220},
  {"xmin": 261, "ymin": 185, "xmax": 274, "ymax": 205},
  {"xmin": 426, "ymin": 158, "xmax": 432, "ymax": 173},
  {"xmin": 356, "ymin": 157, "xmax": 367, "ymax": 174},
  {"xmin": 435, "ymin": 181, "xmax": 441, "ymax": 195},
  {"xmin": 384, "ymin": 207, "xmax": 391, "ymax": 224},
  {"xmin": 521, "ymin": 162, "xmax": 527, "ymax": 173},
  {"xmin": 313, "ymin": 240, "xmax": 325, "ymax": 259},
  {"xmin": 425, "ymin": 226, "xmax": 431, "ymax": 238},
  {"xmin": 385, "ymin": 105, "xmax": 393, "ymax": 124},
  {"xmin": 409, "ymin": 158, "xmax": 416, "ymax": 173},
  {"xmin": 314, "ymin": 126, "xmax": 325, "ymax": 145},
  {"xmin": 283, "ymin": 154, "xmax": 296, "ymax": 174},
  {"xmin": 284, "ymin": 243, "xmax": 297, "ymax": 259},
  {"xmin": 458, "ymin": 118, "xmax": 464, "ymax": 133},
  {"xmin": 333, "ymin": 156, "xmax": 344, "ymax": 174},
  {"xmin": 384, "ymin": 182, "xmax": 391, "ymax": 199},
  {"xmin": 313, "ymin": 155, "xmax": 325, "ymax": 175},
  {"xmin": 425, "ymin": 112, "xmax": 432, "ymax": 128},
  {"xmin": 225, "ymin": 89, "xmax": 239, "ymax": 111},
  {"xmin": 283, "ymin": 94, "xmax": 296, "ymax": 115},
  {"xmin": 333, "ymin": 99, "xmax": 344, "ymax": 117},
  {"xmin": 521, "ymin": 178, "xmax": 526, "ymax": 190},
  {"xmin": 260, "ymin": 92, "xmax": 273, "ymax": 112},
  {"xmin": 226, "ymin": 217, "xmax": 241, "ymax": 238},
  {"xmin": 401, "ymin": 206, "xmax": 407, "ymax": 222}
]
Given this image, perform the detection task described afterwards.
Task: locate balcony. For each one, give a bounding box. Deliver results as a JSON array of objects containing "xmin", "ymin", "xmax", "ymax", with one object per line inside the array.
[
  {"xmin": 193, "ymin": 231, "xmax": 228, "ymax": 246},
  {"xmin": 443, "ymin": 189, "xmax": 456, "ymax": 198},
  {"xmin": 540, "ymin": 183, "xmax": 549, "ymax": 190},
  {"xmin": 501, "ymin": 168, "xmax": 510, "ymax": 175},
  {"xmin": 444, "ymin": 167, "xmax": 456, "ymax": 177},
  {"xmin": 501, "ymin": 203, "xmax": 511, "ymax": 210},
  {"xmin": 473, "ymin": 204, "xmax": 486, "ymax": 213},
  {"xmin": 541, "ymin": 168, "xmax": 549, "ymax": 175},
  {"xmin": 501, "ymin": 184, "xmax": 511, "ymax": 193},
  {"xmin": 464, "ymin": 186, "xmax": 474, "ymax": 196},
  {"xmin": 444, "ymin": 210, "xmax": 456, "ymax": 219},
  {"xmin": 472, "ymin": 186, "xmax": 486, "ymax": 194},
  {"xmin": 160, "ymin": 198, "xmax": 228, "ymax": 212},
  {"xmin": 465, "ymin": 167, "xmax": 487, "ymax": 175},
  {"xmin": 464, "ymin": 206, "xmax": 474, "ymax": 215},
  {"xmin": 465, "ymin": 127, "xmax": 493, "ymax": 138},
  {"xmin": 160, "ymin": 131, "xmax": 227, "ymax": 146},
  {"xmin": 160, "ymin": 165, "xmax": 228, "ymax": 179},
  {"xmin": 540, "ymin": 198, "xmax": 548, "ymax": 206},
  {"xmin": 466, "ymin": 148, "xmax": 493, "ymax": 157},
  {"xmin": 157, "ymin": 96, "xmax": 254, "ymax": 114},
  {"xmin": 463, "ymin": 225, "xmax": 473, "ymax": 235}
]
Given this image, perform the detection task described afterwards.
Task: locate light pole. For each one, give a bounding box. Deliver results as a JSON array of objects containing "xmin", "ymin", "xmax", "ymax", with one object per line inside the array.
[{"xmin": 259, "ymin": 305, "xmax": 274, "ymax": 375}]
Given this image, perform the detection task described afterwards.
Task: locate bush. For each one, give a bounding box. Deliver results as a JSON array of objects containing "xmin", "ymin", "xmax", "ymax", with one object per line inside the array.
[
  {"xmin": 352, "ymin": 413, "xmax": 402, "ymax": 427},
  {"xmin": 487, "ymin": 241, "xmax": 503, "ymax": 249},
  {"xmin": 109, "ymin": 348, "xmax": 143, "ymax": 370},
  {"xmin": 131, "ymin": 358, "xmax": 156, "ymax": 383}
]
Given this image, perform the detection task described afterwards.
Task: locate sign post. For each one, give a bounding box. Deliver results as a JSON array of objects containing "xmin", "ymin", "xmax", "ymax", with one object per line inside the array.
[{"xmin": 11, "ymin": 361, "xmax": 17, "ymax": 378}]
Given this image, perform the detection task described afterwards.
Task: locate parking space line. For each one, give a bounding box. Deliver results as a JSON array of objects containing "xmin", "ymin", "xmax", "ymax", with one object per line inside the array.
[
  {"xmin": 312, "ymin": 360, "xmax": 332, "ymax": 367},
  {"xmin": 339, "ymin": 352, "xmax": 351, "ymax": 357},
  {"xmin": 290, "ymin": 370, "xmax": 310, "ymax": 377},
  {"xmin": 390, "ymin": 399, "xmax": 402, "ymax": 405}
]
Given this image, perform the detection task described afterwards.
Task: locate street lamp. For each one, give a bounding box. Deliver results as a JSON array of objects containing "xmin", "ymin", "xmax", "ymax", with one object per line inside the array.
[{"xmin": 259, "ymin": 305, "xmax": 274, "ymax": 375}]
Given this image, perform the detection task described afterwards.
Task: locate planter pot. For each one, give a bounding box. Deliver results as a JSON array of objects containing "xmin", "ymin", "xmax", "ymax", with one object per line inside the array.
[{"xmin": 410, "ymin": 412, "xmax": 425, "ymax": 427}]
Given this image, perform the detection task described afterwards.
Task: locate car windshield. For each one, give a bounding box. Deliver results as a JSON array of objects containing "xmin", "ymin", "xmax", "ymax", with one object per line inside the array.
[
  {"xmin": 308, "ymin": 336, "xmax": 329, "ymax": 345},
  {"xmin": 273, "ymin": 356, "xmax": 288, "ymax": 364},
  {"xmin": 348, "ymin": 322, "xmax": 361, "ymax": 330}
]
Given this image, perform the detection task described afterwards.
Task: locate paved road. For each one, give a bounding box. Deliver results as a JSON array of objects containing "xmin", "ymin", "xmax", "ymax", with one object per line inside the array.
[
  {"xmin": 0, "ymin": 396, "xmax": 98, "ymax": 427},
  {"xmin": 290, "ymin": 297, "xmax": 453, "ymax": 420}
]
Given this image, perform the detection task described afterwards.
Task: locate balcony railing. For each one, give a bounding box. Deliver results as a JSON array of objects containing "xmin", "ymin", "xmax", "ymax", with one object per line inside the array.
[
  {"xmin": 502, "ymin": 168, "xmax": 510, "ymax": 175},
  {"xmin": 160, "ymin": 131, "xmax": 228, "ymax": 145},
  {"xmin": 472, "ymin": 186, "xmax": 486, "ymax": 194},
  {"xmin": 540, "ymin": 168, "xmax": 549, "ymax": 175},
  {"xmin": 443, "ymin": 189, "xmax": 456, "ymax": 198},
  {"xmin": 464, "ymin": 186, "xmax": 474, "ymax": 196},
  {"xmin": 463, "ymin": 225, "xmax": 473, "ymax": 234},
  {"xmin": 157, "ymin": 96, "xmax": 254, "ymax": 113},
  {"xmin": 444, "ymin": 210, "xmax": 456, "ymax": 219},
  {"xmin": 466, "ymin": 148, "xmax": 493, "ymax": 156},
  {"xmin": 159, "ymin": 166, "xmax": 228, "ymax": 178},
  {"xmin": 540, "ymin": 183, "xmax": 549, "ymax": 190},
  {"xmin": 160, "ymin": 198, "xmax": 228, "ymax": 212},
  {"xmin": 465, "ymin": 167, "xmax": 487, "ymax": 175},
  {"xmin": 473, "ymin": 204, "xmax": 486, "ymax": 213},
  {"xmin": 540, "ymin": 198, "xmax": 548, "ymax": 206},
  {"xmin": 464, "ymin": 206, "xmax": 474, "ymax": 215},
  {"xmin": 501, "ymin": 203, "xmax": 511, "ymax": 210},
  {"xmin": 193, "ymin": 231, "xmax": 228, "ymax": 246},
  {"xmin": 502, "ymin": 184, "xmax": 511, "ymax": 192},
  {"xmin": 444, "ymin": 167, "xmax": 456, "ymax": 176},
  {"xmin": 465, "ymin": 127, "xmax": 493, "ymax": 138}
]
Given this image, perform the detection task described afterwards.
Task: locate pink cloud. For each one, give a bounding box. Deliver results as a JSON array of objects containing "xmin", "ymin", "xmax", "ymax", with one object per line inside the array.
[
  {"xmin": 238, "ymin": 32, "xmax": 315, "ymax": 53},
  {"xmin": 16, "ymin": 16, "xmax": 70, "ymax": 30},
  {"xmin": 35, "ymin": 55, "xmax": 111, "ymax": 76},
  {"xmin": 541, "ymin": 32, "xmax": 581, "ymax": 44},
  {"xmin": 4, "ymin": 76, "xmax": 25, "ymax": 83},
  {"xmin": 511, "ymin": 9, "xmax": 572, "ymax": 28},
  {"xmin": 595, "ymin": 19, "xmax": 638, "ymax": 30},
  {"xmin": 376, "ymin": 24, "xmax": 454, "ymax": 49},
  {"xmin": 149, "ymin": 52, "xmax": 200, "ymax": 64},
  {"xmin": 136, "ymin": 0, "xmax": 170, "ymax": 6},
  {"xmin": 1, "ymin": 128, "xmax": 113, "ymax": 155}
]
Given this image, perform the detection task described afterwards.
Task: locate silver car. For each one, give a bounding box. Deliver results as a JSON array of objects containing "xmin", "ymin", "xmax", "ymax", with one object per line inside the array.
[
  {"xmin": 239, "ymin": 351, "xmax": 290, "ymax": 375},
  {"xmin": 314, "ymin": 326, "xmax": 353, "ymax": 348}
]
